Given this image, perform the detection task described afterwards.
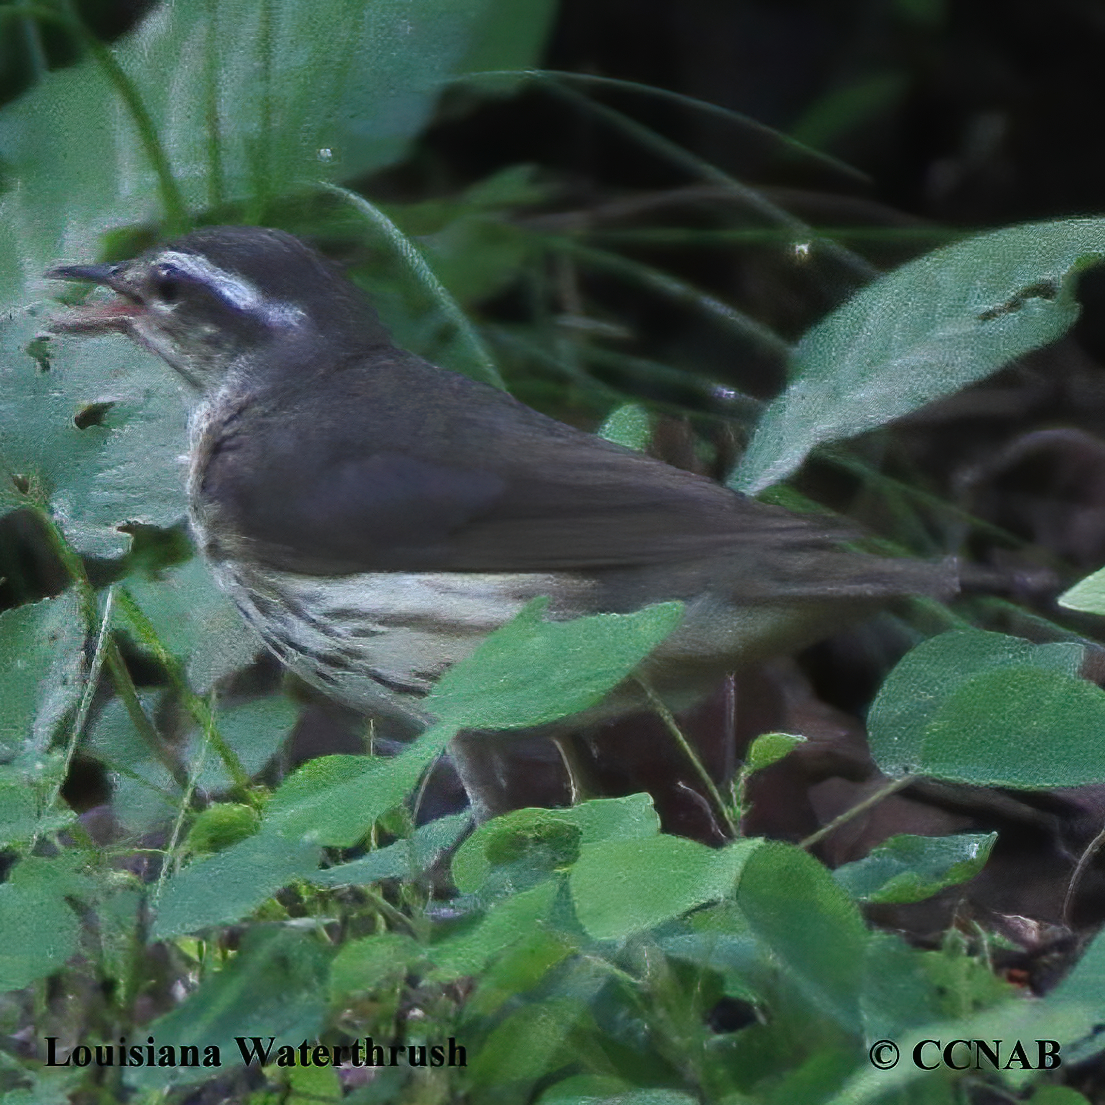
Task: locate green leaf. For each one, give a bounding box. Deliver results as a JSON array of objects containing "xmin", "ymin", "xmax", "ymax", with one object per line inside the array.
[
  {"xmin": 747, "ymin": 731, "xmax": 806, "ymax": 772},
  {"xmin": 599, "ymin": 403, "xmax": 652, "ymax": 450},
  {"xmin": 737, "ymin": 842, "xmax": 868, "ymax": 1029},
  {"xmin": 0, "ymin": 312, "xmax": 189, "ymax": 557},
  {"xmin": 452, "ymin": 808, "xmax": 583, "ymax": 895},
  {"xmin": 0, "ymin": 590, "xmax": 84, "ymax": 759},
  {"xmin": 123, "ymin": 559, "xmax": 262, "ymax": 693},
  {"xmin": 539, "ymin": 1076, "xmax": 697, "ymax": 1105},
  {"xmin": 0, "ymin": 0, "xmax": 559, "ymax": 304},
  {"xmin": 834, "ymin": 833, "xmax": 997, "ymax": 904},
  {"xmin": 736, "ymin": 218, "xmax": 1105, "ymax": 492},
  {"xmin": 428, "ymin": 878, "xmax": 560, "ymax": 980},
  {"xmin": 309, "ymin": 811, "xmax": 470, "ymax": 886},
  {"xmin": 192, "ymin": 695, "xmax": 298, "ymax": 790},
  {"xmin": 0, "ymin": 1067, "xmax": 83, "ymax": 1105},
  {"xmin": 262, "ymin": 722, "xmax": 458, "ymax": 848},
  {"xmin": 563, "ymin": 792, "xmax": 662, "ymax": 843},
  {"xmin": 85, "ymin": 691, "xmax": 296, "ymax": 833},
  {"xmin": 570, "ymin": 835, "xmax": 758, "ymax": 940},
  {"xmin": 466, "ymin": 928, "xmax": 578, "ymax": 1016},
  {"xmin": 329, "ymin": 932, "xmax": 425, "ymax": 999},
  {"xmin": 1027, "ymin": 1089, "xmax": 1093, "ymax": 1105},
  {"xmin": 1059, "ymin": 566, "xmax": 1105, "ymax": 615},
  {"xmin": 428, "ymin": 598, "xmax": 683, "ymax": 730},
  {"xmin": 151, "ymin": 829, "xmax": 321, "ymax": 939},
  {"xmin": 921, "ymin": 665, "xmax": 1105, "ymax": 787},
  {"xmin": 0, "ymin": 857, "xmax": 83, "ymax": 993},
  {"xmin": 455, "ymin": 0, "xmax": 559, "ymax": 77},
  {"xmin": 826, "ymin": 991, "xmax": 1090, "ymax": 1103},
  {"xmin": 183, "ymin": 803, "xmax": 261, "ymax": 856},
  {"xmin": 129, "ymin": 926, "xmax": 329, "ymax": 1090},
  {"xmin": 97, "ymin": 889, "xmax": 144, "ymax": 997},
  {"xmin": 867, "ymin": 628, "xmax": 1083, "ymax": 779},
  {"xmin": 0, "ymin": 782, "xmax": 41, "ymax": 847},
  {"xmin": 451, "ymin": 794, "xmax": 660, "ymax": 898},
  {"xmin": 83, "ymin": 693, "xmax": 181, "ymax": 833},
  {"xmin": 1041, "ymin": 925, "xmax": 1105, "ymax": 1066},
  {"xmin": 860, "ymin": 933, "xmax": 943, "ymax": 1041},
  {"xmin": 467, "ymin": 996, "xmax": 586, "ymax": 1087}
]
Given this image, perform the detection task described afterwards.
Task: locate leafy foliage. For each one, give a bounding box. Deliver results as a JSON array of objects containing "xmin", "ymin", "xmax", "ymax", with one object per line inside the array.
[{"xmin": 3, "ymin": 1, "xmax": 1105, "ymax": 1103}]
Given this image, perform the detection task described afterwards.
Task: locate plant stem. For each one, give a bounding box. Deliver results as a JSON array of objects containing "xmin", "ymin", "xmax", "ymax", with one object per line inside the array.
[
  {"xmin": 799, "ymin": 774, "xmax": 916, "ymax": 850},
  {"xmin": 115, "ymin": 587, "xmax": 254, "ymax": 801},
  {"xmin": 636, "ymin": 677, "xmax": 739, "ymax": 838}
]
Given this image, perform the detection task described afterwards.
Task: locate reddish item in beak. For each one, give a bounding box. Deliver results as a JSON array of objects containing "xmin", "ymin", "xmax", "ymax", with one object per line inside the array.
[{"xmin": 47, "ymin": 262, "xmax": 145, "ymax": 332}]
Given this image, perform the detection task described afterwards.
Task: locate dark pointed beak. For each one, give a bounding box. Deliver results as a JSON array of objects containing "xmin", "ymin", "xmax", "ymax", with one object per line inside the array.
[
  {"xmin": 47, "ymin": 262, "xmax": 125, "ymax": 289},
  {"xmin": 47, "ymin": 261, "xmax": 144, "ymax": 333}
]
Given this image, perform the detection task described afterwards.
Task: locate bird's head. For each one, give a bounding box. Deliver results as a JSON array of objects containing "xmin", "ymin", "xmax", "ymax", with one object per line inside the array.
[{"xmin": 49, "ymin": 226, "xmax": 389, "ymax": 390}]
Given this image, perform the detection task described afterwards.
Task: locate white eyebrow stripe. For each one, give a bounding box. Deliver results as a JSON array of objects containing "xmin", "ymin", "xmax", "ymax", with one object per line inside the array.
[
  {"xmin": 159, "ymin": 250, "xmax": 260, "ymax": 309},
  {"xmin": 158, "ymin": 250, "xmax": 306, "ymax": 327}
]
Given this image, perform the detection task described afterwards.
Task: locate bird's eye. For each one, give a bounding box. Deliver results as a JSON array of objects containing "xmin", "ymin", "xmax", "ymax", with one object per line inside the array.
[{"xmin": 155, "ymin": 275, "xmax": 181, "ymax": 303}]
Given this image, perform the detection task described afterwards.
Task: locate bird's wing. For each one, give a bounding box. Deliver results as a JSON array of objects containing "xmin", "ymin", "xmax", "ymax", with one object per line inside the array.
[{"xmin": 198, "ymin": 350, "xmax": 849, "ymax": 577}]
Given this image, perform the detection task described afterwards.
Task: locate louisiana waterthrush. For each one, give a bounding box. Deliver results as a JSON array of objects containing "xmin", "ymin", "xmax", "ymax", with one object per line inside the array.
[{"xmin": 49, "ymin": 226, "xmax": 952, "ymax": 816}]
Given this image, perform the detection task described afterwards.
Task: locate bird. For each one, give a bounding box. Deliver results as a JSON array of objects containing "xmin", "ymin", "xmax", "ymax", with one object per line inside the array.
[{"xmin": 48, "ymin": 226, "xmax": 954, "ymax": 819}]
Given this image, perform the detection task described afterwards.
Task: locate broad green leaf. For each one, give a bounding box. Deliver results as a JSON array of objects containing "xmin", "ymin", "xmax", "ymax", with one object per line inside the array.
[
  {"xmin": 192, "ymin": 695, "xmax": 298, "ymax": 790},
  {"xmin": 736, "ymin": 218, "xmax": 1105, "ymax": 492},
  {"xmin": 285, "ymin": 1066, "xmax": 342, "ymax": 1104},
  {"xmin": 0, "ymin": 782, "xmax": 40, "ymax": 846},
  {"xmin": 859, "ymin": 933, "xmax": 943, "ymax": 1042},
  {"xmin": 0, "ymin": 0, "xmax": 559, "ymax": 305},
  {"xmin": 1059, "ymin": 566, "xmax": 1105, "ymax": 615},
  {"xmin": 867, "ymin": 629, "xmax": 1083, "ymax": 778},
  {"xmin": 562, "ymin": 792, "xmax": 662, "ymax": 843},
  {"xmin": 85, "ymin": 692, "xmax": 296, "ymax": 832},
  {"xmin": 428, "ymin": 598, "xmax": 684, "ymax": 730},
  {"xmin": 151, "ymin": 830, "xmax": 321, "ymax": 938},
  {"xmin": 123, "ymin": 559, "xmax": 262, "ymax": 693},
  {"xmin": 834, "ymin": 832, "xmax": 996, "ymax": 904},
  {"xmin": 129, "ymin": 926, "xmax": 330, "ymax": 1090},
  {"xmin": 452, "ymin": 794, "xmax": 660, "ymax": 896},
  {"xmin": 920, "ymin": 665, "xmax": 1105, "ymax": 787},
  {"xmin": 183, "ymin": 803, "xmax": 261, "ymax": 856},
  {"xmin": 309, "ymin": 811, "xmax": 470, "ymax": 886},
  {"xmin": 0, "ymin": 1068, "xmax": 82, "ymax": 1105},
  {"xmin": 467, "ymin": 996, "xmax": 587, "ymax": 1087},
  {"xmin": 737, "ymin": 842, "xmax": 868, "ymax": 1029},
  {"xmin": 0, "ymin": 857, "xmax": 84, "ymax": 992},
  {"xmin": 83, "ymin": 692, "xmax": 182, "ymax": 833},
  {"xmin": 0, "ymin": 590, "xmax": 84, "ymax": 758},
  {"xmin": 0, "ymin": 768, "xmax": 76, "ymax": 846},
  {"xmin": 329, "ymin": 932, "xmax": 425, "ymax": 999},
  {"xmin": 262, "ymin": 722, "xmax": 457, "ymax": 847},
  {"xmin": 452, "ymin": 808, "xmax": 583, "ymax": 895},
  {"xmin": 919, "ymin": 935, "xmax": 1017, "ymax": 1021},
  {"xmin": 570, "ymin": 835, "xmax": 758, "ymax": 940},
  {"xmin": 0, "ymin": 312, "xmax": 189, "ymax": 558},
  {"xmin": 428, "ymin": 878, "xmax": 560, "ymax": 980},
  {"xmin": 466, "ymin": 928, "xmax": 578, "ymax": 1016}
]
